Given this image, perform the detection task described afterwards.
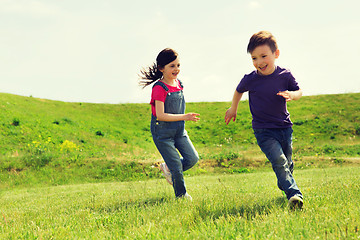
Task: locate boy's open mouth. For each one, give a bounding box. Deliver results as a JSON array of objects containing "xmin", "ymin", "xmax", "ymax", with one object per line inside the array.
[{"xmin": 259, "ymin": 65, "xmax": 267, "ymax": 71}]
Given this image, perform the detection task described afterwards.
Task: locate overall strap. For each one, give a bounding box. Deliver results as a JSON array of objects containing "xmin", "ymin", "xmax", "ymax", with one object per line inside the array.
[
  {"xmin": 152, "ymin": 81, "xmax": 169, "ymax": 91},
  {"xmin": 153, "ymin": 79, "xmax": 183, "ymax": 91},
  {"xmin": 178, "ymin": 79, "xmax": 184, "ymax": 89}
]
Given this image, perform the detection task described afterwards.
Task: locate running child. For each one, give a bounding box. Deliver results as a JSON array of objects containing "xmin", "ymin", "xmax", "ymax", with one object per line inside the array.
[
  {"xmin": 139, "ymin": 48, "xmax": 199, "ymax": 200},
  {"xmin": 224, "ymin": 31, "xmax": 304, "ymax": 209}
]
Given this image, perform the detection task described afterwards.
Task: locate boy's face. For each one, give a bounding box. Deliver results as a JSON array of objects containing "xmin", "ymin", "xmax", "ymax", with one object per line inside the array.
[{"xmin": 250, "ymin": 44, "xmax": 279, "ymax": 76}]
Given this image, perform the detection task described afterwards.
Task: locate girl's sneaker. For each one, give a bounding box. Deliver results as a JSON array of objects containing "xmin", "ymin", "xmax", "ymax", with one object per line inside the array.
[{"xmin": 160, "ymin": 163, "xmax": 173, "ymax": 185}]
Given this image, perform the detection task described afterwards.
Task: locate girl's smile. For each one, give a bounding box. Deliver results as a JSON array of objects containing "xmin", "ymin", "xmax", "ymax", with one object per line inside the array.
[{"xmin": 159, "ymin": 58, "xmax": 180, "ymax": 85}]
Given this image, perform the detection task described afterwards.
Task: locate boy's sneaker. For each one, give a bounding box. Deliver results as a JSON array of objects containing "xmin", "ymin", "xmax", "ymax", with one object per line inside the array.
[
  {"xmin": 289, "ymin": 195, "xmax": 303, "ymax": 210},
  {"xmin": 176, "ymin": 193, "xmax": 193, "ymax": 201},
  {"xmin": 160, "ymin": 163, "xmax": 173, "ymax": 185},
  {"xmin": 183, "ymin": 193, "xmax": 192, "ymax": 201}
]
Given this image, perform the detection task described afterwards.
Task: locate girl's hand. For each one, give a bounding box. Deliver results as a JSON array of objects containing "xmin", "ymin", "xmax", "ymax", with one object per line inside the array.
[{"xmin": 185, "ymin": 113, "xmax": 200, "ymax": 122}]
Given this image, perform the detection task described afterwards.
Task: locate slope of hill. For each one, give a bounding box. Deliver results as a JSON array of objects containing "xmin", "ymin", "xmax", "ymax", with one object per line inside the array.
[{"xmin": 1, "ymin": 92, "xmax": 359, "ymax": 187}]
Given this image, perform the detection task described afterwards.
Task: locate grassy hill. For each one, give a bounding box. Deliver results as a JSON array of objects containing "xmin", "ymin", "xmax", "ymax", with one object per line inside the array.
[
  {"xmin": 1, "ymin": 167, "xmax": 359, "ymax": 239},
  {"xmin": 1, "ymin": 92, "xmax": 360, "ymax": 188}
]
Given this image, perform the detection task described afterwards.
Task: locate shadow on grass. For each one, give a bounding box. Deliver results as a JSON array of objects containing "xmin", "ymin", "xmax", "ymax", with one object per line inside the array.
[
  {"xmin": 88, "ymin": 195, "xmax": 289, "ymax": 221},
  {"xmin": 89, "ymin": 196, "xmax": 172, "ymax": 213},
  {"xmin": 195, "ymin": 196, "xmax": 287, "ymax": 221}
]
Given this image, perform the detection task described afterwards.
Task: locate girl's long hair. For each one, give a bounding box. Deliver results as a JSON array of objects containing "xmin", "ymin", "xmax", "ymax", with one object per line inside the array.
[{"xmin": 139, "ymin": 48, "xmax": 178, "ymax": 88}]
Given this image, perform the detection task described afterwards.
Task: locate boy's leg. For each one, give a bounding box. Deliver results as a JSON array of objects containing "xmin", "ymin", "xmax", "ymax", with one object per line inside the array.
[
  {"xmin": 153, "ymin": 136, "xmax": 187, "ymax": 198},
  {"xmin": 175, "ymin": 129, "xmax": 199, "ymax": 172},
  {"xmin": 282, "ymin": 128, "xmax": 294, "ymax": 175},
  {"xmin": 277, "ymin": 127, "xmax": 294, "ymax": 190},
  {"xmin": 254, "ymin": 128, "xmax": 302, "ymax": 200}
]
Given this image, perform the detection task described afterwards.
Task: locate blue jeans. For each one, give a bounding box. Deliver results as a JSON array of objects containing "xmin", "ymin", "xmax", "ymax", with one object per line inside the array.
[
  {"xmin": 254, "ymin": 128, "xmax": 303, "ymax": 200},
  {"xmin": 151, "ymin": 116, "xmax": 199, "ymax": 198}
]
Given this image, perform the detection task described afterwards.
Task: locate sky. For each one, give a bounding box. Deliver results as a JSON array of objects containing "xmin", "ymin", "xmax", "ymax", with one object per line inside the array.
[{"xmin": 1, "ymin": 0, "xmax": 360, "ymax": 104}]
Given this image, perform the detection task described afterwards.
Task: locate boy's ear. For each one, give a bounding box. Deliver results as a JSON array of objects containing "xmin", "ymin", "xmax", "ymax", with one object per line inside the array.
[{"xmin": 275, "ymin": 49, "xmax": 280, "ymax": 58}]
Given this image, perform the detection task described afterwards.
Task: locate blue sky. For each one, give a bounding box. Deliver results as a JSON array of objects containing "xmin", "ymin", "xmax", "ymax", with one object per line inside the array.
[{"xmin": 1, "ymin": 0, "xmax": 359, "ymax": 104}]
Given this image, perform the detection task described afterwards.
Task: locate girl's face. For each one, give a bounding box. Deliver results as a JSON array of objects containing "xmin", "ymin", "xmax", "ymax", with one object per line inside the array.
[
  {"xmin": 251, "ymin": 44, "xmax": 279, "ymax": 76},
  {"xmin": 159, "ymin": 58, "xmax": 180, "ymax": 81}
]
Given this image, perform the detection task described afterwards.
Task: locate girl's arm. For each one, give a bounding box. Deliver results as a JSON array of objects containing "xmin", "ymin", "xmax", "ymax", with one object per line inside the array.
[
  {"xmin": 277, "ymin": 89, "xmax": 303, "ymax": 101},
  {"xmin": 155, "ymin": 100, "xmax": 200, "ymax": 122},
  {"xmin": 225, "ymin": 90, "xmax": 243, "ymax": 125}
]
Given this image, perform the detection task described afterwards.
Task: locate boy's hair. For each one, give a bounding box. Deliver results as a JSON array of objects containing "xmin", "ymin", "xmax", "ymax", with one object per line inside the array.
[{"xmin": 247, "ymin": 31, "xmax": 278, "ymax": 54}]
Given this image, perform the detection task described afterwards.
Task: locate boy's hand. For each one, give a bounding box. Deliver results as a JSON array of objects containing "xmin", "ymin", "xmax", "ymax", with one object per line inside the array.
[
  {"xmin": 277, "ymin": 91, "xmax": 293, "ymax": 102},
  {"xmin": 277, "ymin": 89, "xmax": 302, "ymax": 101},
  {"xmin": 225, "ymin": 108, "xmax": 237, "ymax": 125}
]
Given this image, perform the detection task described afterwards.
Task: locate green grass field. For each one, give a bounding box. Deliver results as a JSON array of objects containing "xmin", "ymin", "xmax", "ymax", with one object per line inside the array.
[
  {"xmin": 1, "ymin": 92, "xmax": 359, "ymax": 188},
  {"xmin": 1, "ymin": 167, "xmax": 359, "ymax": 239},
  {"xmin": 0, "ymin": 92, "xmax": 360, "ymax": 239}
]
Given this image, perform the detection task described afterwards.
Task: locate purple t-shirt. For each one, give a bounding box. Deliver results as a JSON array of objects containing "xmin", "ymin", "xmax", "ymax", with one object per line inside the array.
[{"xmin": 236, "ymin": 66, "xmax": 300, "ymax": 129}]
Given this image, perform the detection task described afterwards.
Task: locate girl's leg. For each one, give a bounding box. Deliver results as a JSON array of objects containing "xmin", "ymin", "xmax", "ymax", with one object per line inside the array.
[
  {"xmin": 153, "ymin": 137, "xmax": 187, "ymax": 198},
  {"xmin": 175, "ymin": 129, "xmax": 199, "ymax": 172}
]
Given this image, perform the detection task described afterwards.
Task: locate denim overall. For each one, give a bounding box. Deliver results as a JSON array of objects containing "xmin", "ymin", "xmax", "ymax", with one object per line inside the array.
[{"xmin": 150, "ymin": 80, "xmax": 199, "ymax": 198}]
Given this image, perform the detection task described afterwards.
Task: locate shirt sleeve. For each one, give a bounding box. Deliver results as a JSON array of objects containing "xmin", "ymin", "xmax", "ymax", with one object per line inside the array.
[
  {"xmin": 236, "ymin": 75, "xmax": 249, "ymax": 93},
  {"xmin": 151, "ymin": 85, "xmax": 167, "ymax": 104},
  {"xmin": 287, "ymin": 72, "xmax": 300, "ymax": 91}
]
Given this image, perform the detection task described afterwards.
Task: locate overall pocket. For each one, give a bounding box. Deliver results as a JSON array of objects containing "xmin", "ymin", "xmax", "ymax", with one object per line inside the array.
[{"xmin": 152, "ymin": 121, "xmax": 177, "ymax": 140}]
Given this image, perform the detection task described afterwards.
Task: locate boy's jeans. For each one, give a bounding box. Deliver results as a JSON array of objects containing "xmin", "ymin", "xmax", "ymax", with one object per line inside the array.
[
  {"xmin": 254, "ymin": 127, "xmax": 303, "ymax": 200},
  {"xmin": 151, "ymin": 117, "xmax": 199, "ymax": 198}
]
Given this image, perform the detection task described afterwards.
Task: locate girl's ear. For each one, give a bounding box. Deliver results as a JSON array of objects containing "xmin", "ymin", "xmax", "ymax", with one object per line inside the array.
[
  {"xmin": 275, "ymin": 49, "xmax": 280, "ymax": 58},
  {"xmin": 158, "ymin": 67, "xmax": 164, "ymax": 73}
]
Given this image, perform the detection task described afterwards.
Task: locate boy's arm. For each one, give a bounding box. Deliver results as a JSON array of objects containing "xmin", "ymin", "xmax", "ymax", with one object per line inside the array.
[
  {"xmin": 277, "ymin": 89, "xmax": 303, "ymax": 101},
  {"xmin": 225, "ymin": 90, "xmax": 243, "ymax": 125}
]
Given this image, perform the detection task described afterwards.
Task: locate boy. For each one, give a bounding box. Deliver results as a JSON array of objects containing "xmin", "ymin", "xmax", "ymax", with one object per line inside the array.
[{"xmin": 224, "ymin": 31, "xmax": 304, "ymax": 209}]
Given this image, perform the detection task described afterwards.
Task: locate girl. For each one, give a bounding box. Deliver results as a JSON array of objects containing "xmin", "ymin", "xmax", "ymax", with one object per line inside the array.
[{"xmin": 139, "ymin": 48, "xmax": 199, "ymax": 200}]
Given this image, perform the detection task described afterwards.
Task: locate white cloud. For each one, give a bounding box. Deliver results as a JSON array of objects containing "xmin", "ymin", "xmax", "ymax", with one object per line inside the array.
[{"xmin": 248, "ymin": 1, "xmax": 262, "ymax": 9}]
